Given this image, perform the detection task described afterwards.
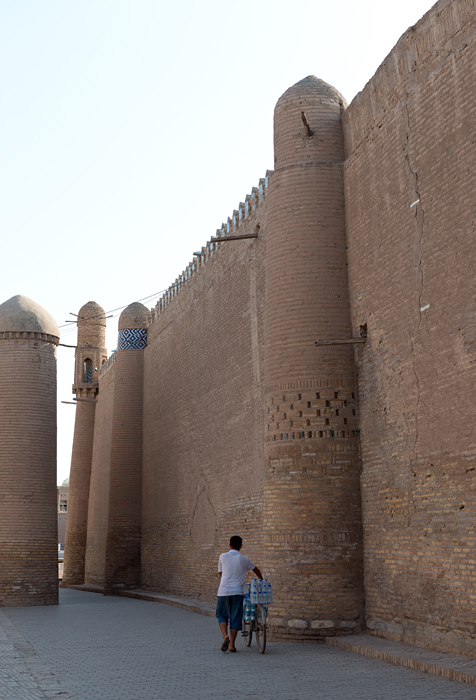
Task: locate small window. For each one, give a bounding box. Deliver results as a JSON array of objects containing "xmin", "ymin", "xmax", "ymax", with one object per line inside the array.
[{"xmin": 83, "ymin": 358, "xmax": 93, "ymax": 383}]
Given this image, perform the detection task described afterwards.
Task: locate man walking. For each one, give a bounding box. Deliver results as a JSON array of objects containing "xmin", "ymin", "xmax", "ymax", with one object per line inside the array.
[{"xmin": 216, "ymin": 535, "xmax": 263, "ymax": 652}]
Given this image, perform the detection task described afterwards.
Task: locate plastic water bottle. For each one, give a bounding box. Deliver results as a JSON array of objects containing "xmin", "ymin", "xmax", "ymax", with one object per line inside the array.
[
  {"xmin": 266, "ymin": 580, "xmax": 273, "ymax": 605},
  {"xmin": 243, "ymin": 583, "xmax": 250, "ymax": 621},
  {"xmin": 250, "ymin": 578, "xmax": 258, "ymax": 604},
  {"xmin": 262, "ymin": 578, "xmax": 268, "ymax": 605},
  {"xmin": 257, "ymin": 579, "xmax": 262, "ymax": 604}
]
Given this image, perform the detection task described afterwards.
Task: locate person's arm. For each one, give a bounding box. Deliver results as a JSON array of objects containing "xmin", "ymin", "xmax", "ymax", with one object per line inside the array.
[{"xmin": 252, "ymin": 566, "xmax": 263, "ymax": 579}]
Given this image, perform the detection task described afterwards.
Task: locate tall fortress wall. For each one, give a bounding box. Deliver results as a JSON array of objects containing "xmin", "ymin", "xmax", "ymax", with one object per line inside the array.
[
  {"xmin": 63, "ymin": 0, "xmax": 476, "ymax": 656},
  {"xmin": 344, "ymin": 0, "xmax": 476, "ymax": 655},
  {"xmin": 142, "ymin": 175, "xmax": 267, "ymax": 601}
]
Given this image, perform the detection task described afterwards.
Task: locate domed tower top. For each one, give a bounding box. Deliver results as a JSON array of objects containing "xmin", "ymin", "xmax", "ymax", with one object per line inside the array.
[
  {"xmin": 117, "ymin": 302, "xmax": 149, "ymax": 351},
  {"xmin": 118, "ymin": 302, "xmax": 149, "ymax": 331},
  {"xmin": 73, "ymin": 301, "xmax": 107, "ymax": 389},
  {"xmin": 274, "ymin": 76, "xmax": 347, "ymax": 169},
  {"xmin": 0, "ymin": 295, "xmax": 59, "ymax": 340},
  {"xmin": 77, "ymin": 301, "xmax": 106, "ymax": 348}
]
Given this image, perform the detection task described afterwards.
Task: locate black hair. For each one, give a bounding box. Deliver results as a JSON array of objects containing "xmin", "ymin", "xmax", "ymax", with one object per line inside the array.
[{"xmin": 230, "ymin": 535, "xmax": 242, "ymax": 550}]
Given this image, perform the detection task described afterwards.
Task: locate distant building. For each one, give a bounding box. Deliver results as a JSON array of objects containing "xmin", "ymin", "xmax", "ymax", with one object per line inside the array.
[{"xmin": 57, "ymin": 478, "xmax": 69, "ymax": 550}]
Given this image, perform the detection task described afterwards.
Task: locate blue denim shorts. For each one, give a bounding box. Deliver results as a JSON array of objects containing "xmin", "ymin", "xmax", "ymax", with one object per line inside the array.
[{"xmin": 216, "ymin": 595, "xmax": 243, "ymax": 631}]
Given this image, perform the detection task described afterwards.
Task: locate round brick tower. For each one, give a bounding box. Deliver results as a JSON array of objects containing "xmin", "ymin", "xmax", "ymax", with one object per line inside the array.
[
  {"xmin": 63, "ymin": 301, "xmax": 107, "ymax": 585},
  {"xmin": 0, "ymin": 295, "xmax": 59, "ymax": 606},
  {"xmin": 263, "ymin": 76, "xmax": 364, "ymax": 639},
  {"xmin": 104, "ymin": 302, "xmax": 148, "ymax": 592}
]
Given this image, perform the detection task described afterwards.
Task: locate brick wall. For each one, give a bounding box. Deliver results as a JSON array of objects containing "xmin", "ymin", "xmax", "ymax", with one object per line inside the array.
[
  {"xmin": 0, "ymin": 338, "xmax": 58, "ymax": 606},
  {"xmin": 84, "ymin": 363, "xmax": 115, "ymax": 586},
  {"xmin": 141, "ymin": 199, "xmax": 266, "ymax": 602},
  {"xmin": 344, "ymin": 0, "xmax": 476, "ymax": 657}
]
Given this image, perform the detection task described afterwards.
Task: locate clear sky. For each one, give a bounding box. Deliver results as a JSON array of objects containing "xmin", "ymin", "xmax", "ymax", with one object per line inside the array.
[{"xmin": 0, "ymin": 0, "xmax": 434, "ymax": 484}]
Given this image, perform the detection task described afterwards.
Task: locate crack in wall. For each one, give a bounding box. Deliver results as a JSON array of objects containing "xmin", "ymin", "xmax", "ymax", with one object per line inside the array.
[{"xmin": 403, "ymin": 100, "xmax": 425, "ymax": 480}]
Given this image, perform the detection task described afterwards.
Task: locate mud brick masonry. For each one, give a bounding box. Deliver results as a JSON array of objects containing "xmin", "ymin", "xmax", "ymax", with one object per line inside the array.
[
  {"xmin": 1, "ymin": 0, "xmax": 474, "ymax": 660},
  {"xmin": 0, "ymin": 296, "xmax": 59, "ymax": 606}
]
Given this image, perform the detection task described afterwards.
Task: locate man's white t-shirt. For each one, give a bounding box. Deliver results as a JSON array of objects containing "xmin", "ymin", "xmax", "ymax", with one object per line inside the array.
[{"xmin": 217, "ymin": 549, "xmax": 255, "ymax": 596}]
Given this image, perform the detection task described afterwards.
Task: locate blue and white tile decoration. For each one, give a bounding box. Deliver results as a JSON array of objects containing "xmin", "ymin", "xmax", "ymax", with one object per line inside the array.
[
  {"xmin": 117, "ymin": 328, "xmax": 148, "ymax": 350},
  {"xmin": 85, "ymin": 364, "xmax": 93, "ymax": 382}
]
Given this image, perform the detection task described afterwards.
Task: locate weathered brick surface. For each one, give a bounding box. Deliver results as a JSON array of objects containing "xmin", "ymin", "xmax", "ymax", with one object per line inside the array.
[
  {"xmin": 263, "ymin": 77, "xmax": 364, "ymax": 639},
  {"xmin": 0, "ymin": 338, "xmax": 58, "ymax": 606},
  {"xmin": 84, "ymin": 363, "xmax": 115, "ymax": 586},
  {"xmin": 344, "ymin": 0, "xmax": 476, "ymax": 657},
  {"xmin": 104, "ymin": 347, "xmax": 145, "ymax": 590},
  {"xmin": 141, "ymin": 204, "xmax": 266, "ymax": 602}
]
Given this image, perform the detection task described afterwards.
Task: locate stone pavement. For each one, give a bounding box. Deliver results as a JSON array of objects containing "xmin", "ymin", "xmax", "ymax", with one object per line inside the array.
[{"xmin": 1, "ymin": 589, "xmax": 475, "ymax": 700}]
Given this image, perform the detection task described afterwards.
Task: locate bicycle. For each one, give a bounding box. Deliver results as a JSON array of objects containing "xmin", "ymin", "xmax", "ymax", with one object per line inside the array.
[{"xmin": 241, "ymin": 584, "xmax": 267, "ymax": 653}]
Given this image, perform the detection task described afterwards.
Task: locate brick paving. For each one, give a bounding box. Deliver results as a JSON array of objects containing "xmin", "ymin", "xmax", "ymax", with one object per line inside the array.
[{"xmin": 0, "ymin": 589, "xmax": 475, "ymax": 700}]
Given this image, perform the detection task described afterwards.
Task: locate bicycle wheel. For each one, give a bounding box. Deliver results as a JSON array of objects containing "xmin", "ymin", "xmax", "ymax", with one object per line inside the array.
[
  {"xmin": 242, "ymin": 618, "xmax": 253, "ymax": 647},
  {"xmin": 255, "ymin": 604, "xmax": 267, "ymax": 653}
]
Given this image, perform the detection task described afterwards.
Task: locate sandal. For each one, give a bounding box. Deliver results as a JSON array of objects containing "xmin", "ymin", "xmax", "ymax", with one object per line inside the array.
[{"xmin": 221, "ymin": 637, "xmax": 230, "ymax": 652}]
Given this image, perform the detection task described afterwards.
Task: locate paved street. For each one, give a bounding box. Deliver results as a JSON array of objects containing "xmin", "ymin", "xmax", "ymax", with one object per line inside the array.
[{"xmin": 0, "ymin": 589, "xmax": 474, "ymax": 700}]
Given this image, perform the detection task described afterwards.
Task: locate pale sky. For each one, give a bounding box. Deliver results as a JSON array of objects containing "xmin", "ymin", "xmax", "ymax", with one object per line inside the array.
[{"xmin": 0, "ymin": 0, "xmax": 434, "ymax": 483}]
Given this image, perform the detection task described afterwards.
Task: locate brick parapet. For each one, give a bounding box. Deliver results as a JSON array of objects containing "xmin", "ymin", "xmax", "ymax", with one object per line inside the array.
[{"xmin": 148, "ymin": 171, "xmax": 272, "ymax": 325}]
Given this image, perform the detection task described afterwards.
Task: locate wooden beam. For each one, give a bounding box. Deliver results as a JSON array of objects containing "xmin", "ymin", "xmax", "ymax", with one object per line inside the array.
[
  {"xmin": 315, "ymin": 338, "xmax": 367, "ymax": 346},
  {"xmin": 210, "ymin": 233, "xmax": 258, "ymax": 242},
  {"xmin": 301, "ymin": 111, "xmax": 313, "ymax": 137}
]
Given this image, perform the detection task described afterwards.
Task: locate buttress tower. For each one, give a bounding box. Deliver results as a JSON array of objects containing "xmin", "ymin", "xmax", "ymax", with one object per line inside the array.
[
  {"xmin": 63, "ymin": 301, "xmax": 107, "ymax": 585},
  {"xmin": 0, "ymin": 295, "xmax": 59, "ymax": 605},
  {"xmin": 263, "ymin": 76, "xmax": 364, "ymax": 638}
]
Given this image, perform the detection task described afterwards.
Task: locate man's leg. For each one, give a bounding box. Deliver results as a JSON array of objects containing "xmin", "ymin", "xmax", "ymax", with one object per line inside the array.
[
  {"xmin": 228, "ymin": 595, "xmax": 244, "ymax": 651},
  {"xmin": 216, "ymin": 597, "xmax": 230, "ymax": 651},
  {"xmin": 229, "ymin": 628, "xmax": 238, "ymax": 650}
]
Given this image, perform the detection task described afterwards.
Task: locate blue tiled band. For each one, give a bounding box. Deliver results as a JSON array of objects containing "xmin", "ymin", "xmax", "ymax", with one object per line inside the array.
[{"xmin": 117, "ymin": 328, "xmax": 148, "ymax": 350}]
